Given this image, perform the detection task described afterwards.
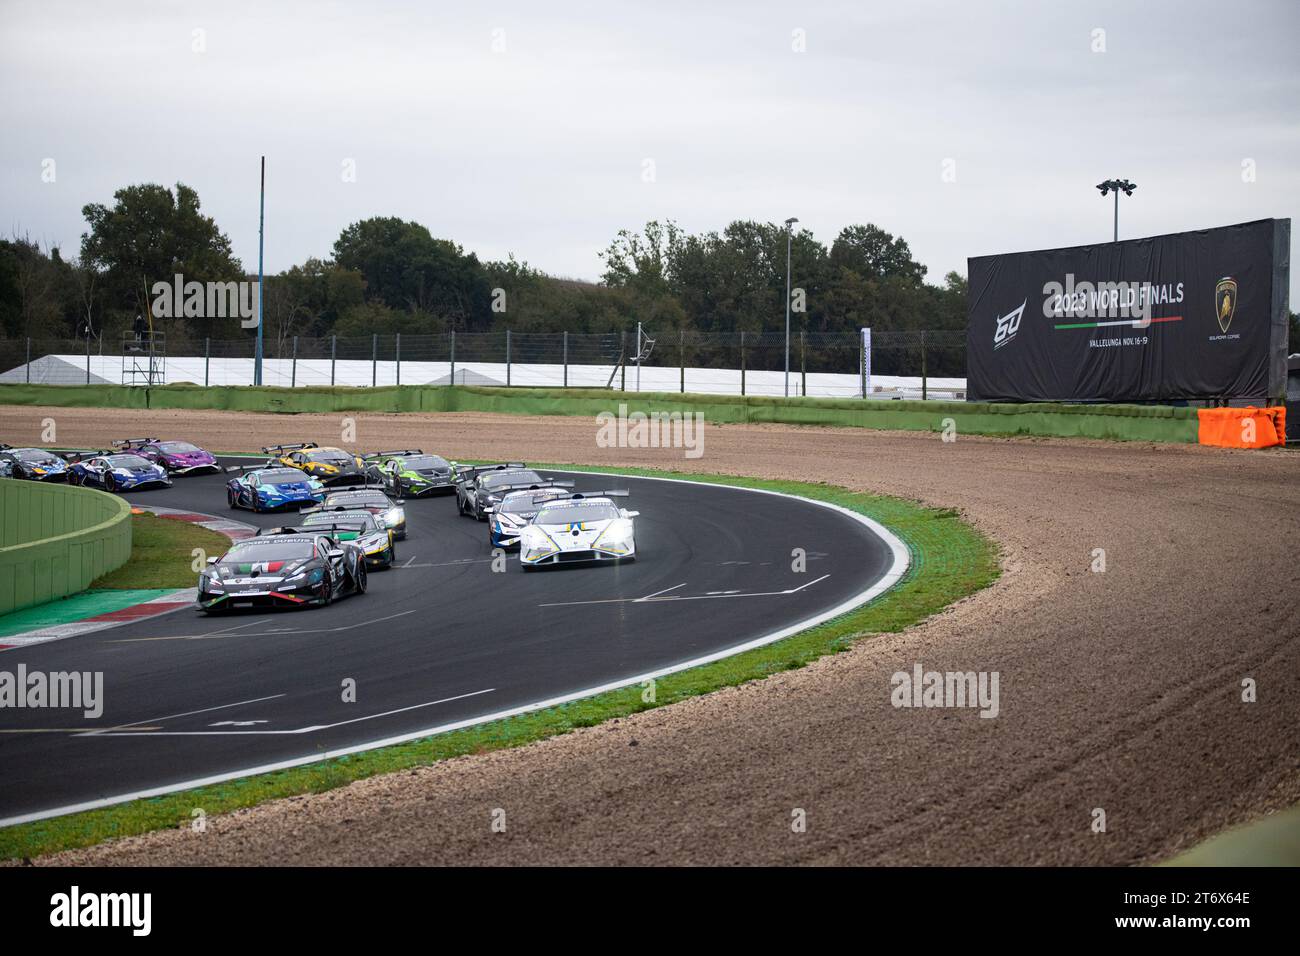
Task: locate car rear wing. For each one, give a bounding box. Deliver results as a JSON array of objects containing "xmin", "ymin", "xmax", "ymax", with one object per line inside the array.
[
  {"xmin": 112, "ymin": 437, "xmax": 158, "ymax": 448},
  {"xmin": 452, "ymin": 462, "xmax": 526, "ymax": 483},
  {"xmin": 226, "ymin": 462, "xmax": 262, "ymax": 473},
  {"xmin": 529, "ymin": 489, "xmax": 629, "ymax": 505},
  {"xmin": 59, "ymin": 447, "xmax": 95, "ymax": 460},
  {"xmin": 260, "ymin": 522, "xmax": 368, "ymax": 537},
  {"xmin": 361, "ymin": 449, "xmax": 423, "ymax": 460},
  {"xmin": 494, "ymin": 480, "xmax": 575, "ymax": 494},
  {"xmin": 262, "ymin": 442, "xmax": 318, "ymax": 454}
]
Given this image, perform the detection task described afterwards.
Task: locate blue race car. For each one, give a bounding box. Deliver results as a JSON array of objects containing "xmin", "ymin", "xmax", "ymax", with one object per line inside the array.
[
  {"xmin": 226, "ymin": 465, "xmax": 326, "ymax": 513},
  {"xmin": 0, "ymin": 444, "xmax": 69, "ymax": 481},
  {"xmin": 68, "ymin": 452, "xmax": 172, "ymax": 491}
]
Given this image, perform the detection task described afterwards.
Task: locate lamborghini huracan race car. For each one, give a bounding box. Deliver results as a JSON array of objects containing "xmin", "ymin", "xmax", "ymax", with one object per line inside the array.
[
  {"xmin": 226, "ymin": 465, "xmax": 326, "ymax": 512},
  {"xmin": 455, "ymin": 464, "xmax": 561, "ymax": 520},
  {"xmin": 0, "ymin": 445, "xmax": 69, "ymax": 481},
  {"xmin": 486, "ymin": 485, "xmax": 576, "ymax": 550},
  {"xmin": 290, "ymin": 510, "xmax": 397, "ymax": 569},
  {"xmin": 264, "ymin": 443, "xmax": 367, "ymax": 486},
  {"xmin": 518, "ymin": 492, "xmax": 638, "ymax": 570},
  {"xmin": 68, "ymin": 452, "xmax": 172, "ymax": 491},
  {"xmin": 362, "ymin": 449, "xmax": 455, "ymax": 497},
  {"xmin": 305, "ymin": 487, "xmax": 406, "ymax": 539},
  {"xmin": 115, "ymin": 437, "xmax": 219, "ymax": 475},
  {"xmin": 198, "ymin": 531, "xmax": 367, "ymax": 613}
]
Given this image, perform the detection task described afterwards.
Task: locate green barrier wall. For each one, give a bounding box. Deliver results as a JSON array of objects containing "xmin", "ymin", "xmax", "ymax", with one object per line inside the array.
[
  {"xmin": 0, "ymin": 383, "xmax": 1200, "ymax": 443},
  {"xmin": 0, "ymin": 481, "xmax": 132, "ymax": 616}
]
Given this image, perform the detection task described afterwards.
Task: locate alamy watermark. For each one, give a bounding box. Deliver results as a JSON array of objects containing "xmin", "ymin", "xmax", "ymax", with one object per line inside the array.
[
  {"xmin": 596, "ymin": 403, "xmax": 705, "ymax": 459},
  {"xmin": 50, "ymin": 886, "xmax": 151, "ymax": 936},
  {"xmin": 1042, "ymin": 274, "xmax": 1185, "ymax": 325},
  {"xmin": 0, "ymin": 664, "xmax": 103, "ymax": 718},
  {"xmin": 150, "ymin": 273, "xmax": 259, "ymax": 327},
  {"xmin": 891, "ymin": 663, "xmax": 999, "ymax": 718}
]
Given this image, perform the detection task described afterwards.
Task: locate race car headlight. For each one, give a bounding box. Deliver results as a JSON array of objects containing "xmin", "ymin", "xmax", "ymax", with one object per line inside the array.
[
  {"xmin": 200, "ymin": 574, "xmax": 223, "ymax": 592},
  {"xmin": 521, "ymin": 528, "xmax": 557, "ymax": 558},
  {"xmin": 383, "ymin": 507, "xmax": 405, "ymax": 527},
  {"xmin": 284, "ymin": 566, "xmax": 324, "ymax": 586},
  {"xmin": 597, "ymin": 519, "xmax": 635, "ymax": 549}
]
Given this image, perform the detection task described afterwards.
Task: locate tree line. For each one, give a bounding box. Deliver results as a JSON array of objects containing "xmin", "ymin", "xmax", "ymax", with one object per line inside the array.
[{"xmin": 5, "ymin": 181, "xmax": 1291, "ymax": 367}]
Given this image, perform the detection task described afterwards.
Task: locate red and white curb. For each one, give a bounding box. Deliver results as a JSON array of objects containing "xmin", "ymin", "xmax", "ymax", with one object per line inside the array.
[
  {"xmin": 142, "ymin": 505, "xmax": 257, "ymax": 542},
  {"xmin": 0, "ymin": 507, "xmax": 256, "ymax": 651}
]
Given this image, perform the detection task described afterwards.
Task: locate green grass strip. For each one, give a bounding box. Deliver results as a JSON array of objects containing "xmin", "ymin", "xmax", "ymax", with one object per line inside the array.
[
  {"xmin": 0, "ymin": 464, "xmax": 999, "ymax": 861},
  {"xmin": 90, "ymin": 512, "xmax": 233, "ymax": 590}
]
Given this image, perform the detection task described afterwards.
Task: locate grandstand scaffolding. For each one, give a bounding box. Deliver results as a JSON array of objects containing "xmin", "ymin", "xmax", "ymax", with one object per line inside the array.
[{"xmin": 122, "ymin": 331, "xmax": 166, "ymax": 386}]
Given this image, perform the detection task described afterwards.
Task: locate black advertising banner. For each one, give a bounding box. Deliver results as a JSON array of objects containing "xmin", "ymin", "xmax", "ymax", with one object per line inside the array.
[{"xmin": 966, "ymin": 219, "xmax": 1290, "ymax": 403}]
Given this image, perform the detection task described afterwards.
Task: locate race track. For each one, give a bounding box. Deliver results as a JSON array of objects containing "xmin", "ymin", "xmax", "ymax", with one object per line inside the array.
[{"xmin": 0, "ymin": 463, "xmax": 901, "ymax": 823}]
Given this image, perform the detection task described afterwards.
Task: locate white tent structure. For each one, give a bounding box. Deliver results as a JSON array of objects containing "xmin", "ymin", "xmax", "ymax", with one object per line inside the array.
[{"xmin": 1, "ymin": 354, "xmax": 966, "ymax": 400}]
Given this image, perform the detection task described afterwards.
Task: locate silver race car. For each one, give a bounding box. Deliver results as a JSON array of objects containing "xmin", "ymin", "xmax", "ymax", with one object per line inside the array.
[{"xmin": 518, "ymin": 492, "xmax": 638, "ymax": 570}]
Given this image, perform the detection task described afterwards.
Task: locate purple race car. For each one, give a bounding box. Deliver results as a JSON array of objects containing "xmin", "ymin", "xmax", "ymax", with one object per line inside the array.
[{"xmin": 114, "ymin": 437, "xmax": 220, "ymax": 475}]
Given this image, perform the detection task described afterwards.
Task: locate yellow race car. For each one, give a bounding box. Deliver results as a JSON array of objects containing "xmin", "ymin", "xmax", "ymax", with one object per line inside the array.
[{"xmin": 263, "ymin": 442, "xmax": 368, "ymax": 487}]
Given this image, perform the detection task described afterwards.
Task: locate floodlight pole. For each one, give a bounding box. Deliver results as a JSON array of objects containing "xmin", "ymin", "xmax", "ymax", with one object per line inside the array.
[
  {"xmin": 254, "ymin": 155, "xmax": 265, "ymax": 386},
  {"xmin": 1097, "ymin": 178, "xmax": 1135, "ymax": 243}
]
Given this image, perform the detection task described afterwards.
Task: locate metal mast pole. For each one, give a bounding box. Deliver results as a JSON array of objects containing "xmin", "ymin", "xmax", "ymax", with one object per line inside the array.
[
  {"xmin": 255, "ymin": 156, "xmax": 265, "ymax": 386},
  {"xmin": 784, "ymin": 228, "xmax": 792, "ymax": 397}
]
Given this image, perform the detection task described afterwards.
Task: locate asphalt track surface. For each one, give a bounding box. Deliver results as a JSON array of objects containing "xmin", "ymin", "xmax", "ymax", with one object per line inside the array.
[{"xmin": 0, "ymin": 462, "xmax": 896, "ymax": 822}]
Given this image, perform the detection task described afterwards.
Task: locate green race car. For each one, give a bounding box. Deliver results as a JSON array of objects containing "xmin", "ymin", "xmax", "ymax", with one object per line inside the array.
[{"xmin": 362, "ymin": 449, "xmax": 455, "ymax": 498}]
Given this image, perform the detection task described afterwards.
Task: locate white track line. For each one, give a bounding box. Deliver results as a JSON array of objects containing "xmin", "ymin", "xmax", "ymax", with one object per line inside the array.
[
  {"xmin": 0, "ymin": 470, "xmax": 909, "ymax": 828},
  {"xmin": 84, "ymin": 688, "xmax": 497, "ymax": 737},
  {"xmin": 542, "ymin": 574, "xmax": 831, "ymax": 608},
  {"xmin": 80, "ymin": 694, "xmax": 289, "ymax": 736}
]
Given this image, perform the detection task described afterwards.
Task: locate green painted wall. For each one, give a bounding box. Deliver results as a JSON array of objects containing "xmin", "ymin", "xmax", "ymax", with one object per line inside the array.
[
  {"xmin": 0, "ymin": 382, "xmax": 1200, "ymax": 443},
  {"xmin": 0, "ymin": 481, "xmax": 133, "ymax": 616}
]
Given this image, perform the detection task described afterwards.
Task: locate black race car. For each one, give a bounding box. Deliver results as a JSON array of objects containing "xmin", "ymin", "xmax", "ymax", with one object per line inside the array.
[
  {"xmin": 197, "ymin": 531, "xmax": 367, "ymax": 613},
  {"xmin": 456, "ymin": 463, "xmax": 563, "ymax": 520},
  {"xmin": 304, "ymin": 487, "xmax": 407, "ymax": 539}
]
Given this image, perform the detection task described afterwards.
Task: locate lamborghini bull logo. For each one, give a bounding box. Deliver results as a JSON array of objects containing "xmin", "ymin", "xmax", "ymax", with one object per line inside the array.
[{"xmin": 1215, "ymin": 277, "xmax": 1237, "ymax": 333}]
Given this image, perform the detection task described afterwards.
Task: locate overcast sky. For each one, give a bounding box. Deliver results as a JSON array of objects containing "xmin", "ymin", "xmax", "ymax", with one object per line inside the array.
[{"xmin": 3, "ymin": 0, "xmax": 1297, "ymax": 300}]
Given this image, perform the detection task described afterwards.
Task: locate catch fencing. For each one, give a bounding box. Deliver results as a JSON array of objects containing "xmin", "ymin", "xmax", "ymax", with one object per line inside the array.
[{"xmin": 0, "ymin": 329, "xmax": 968, "ymax": 399}]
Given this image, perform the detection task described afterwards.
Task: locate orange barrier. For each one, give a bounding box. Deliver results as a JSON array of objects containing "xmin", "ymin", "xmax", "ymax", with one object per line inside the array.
[{"xmin": 1196, "ymin": 406, "xmax": 1287, "ymax": 449}]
